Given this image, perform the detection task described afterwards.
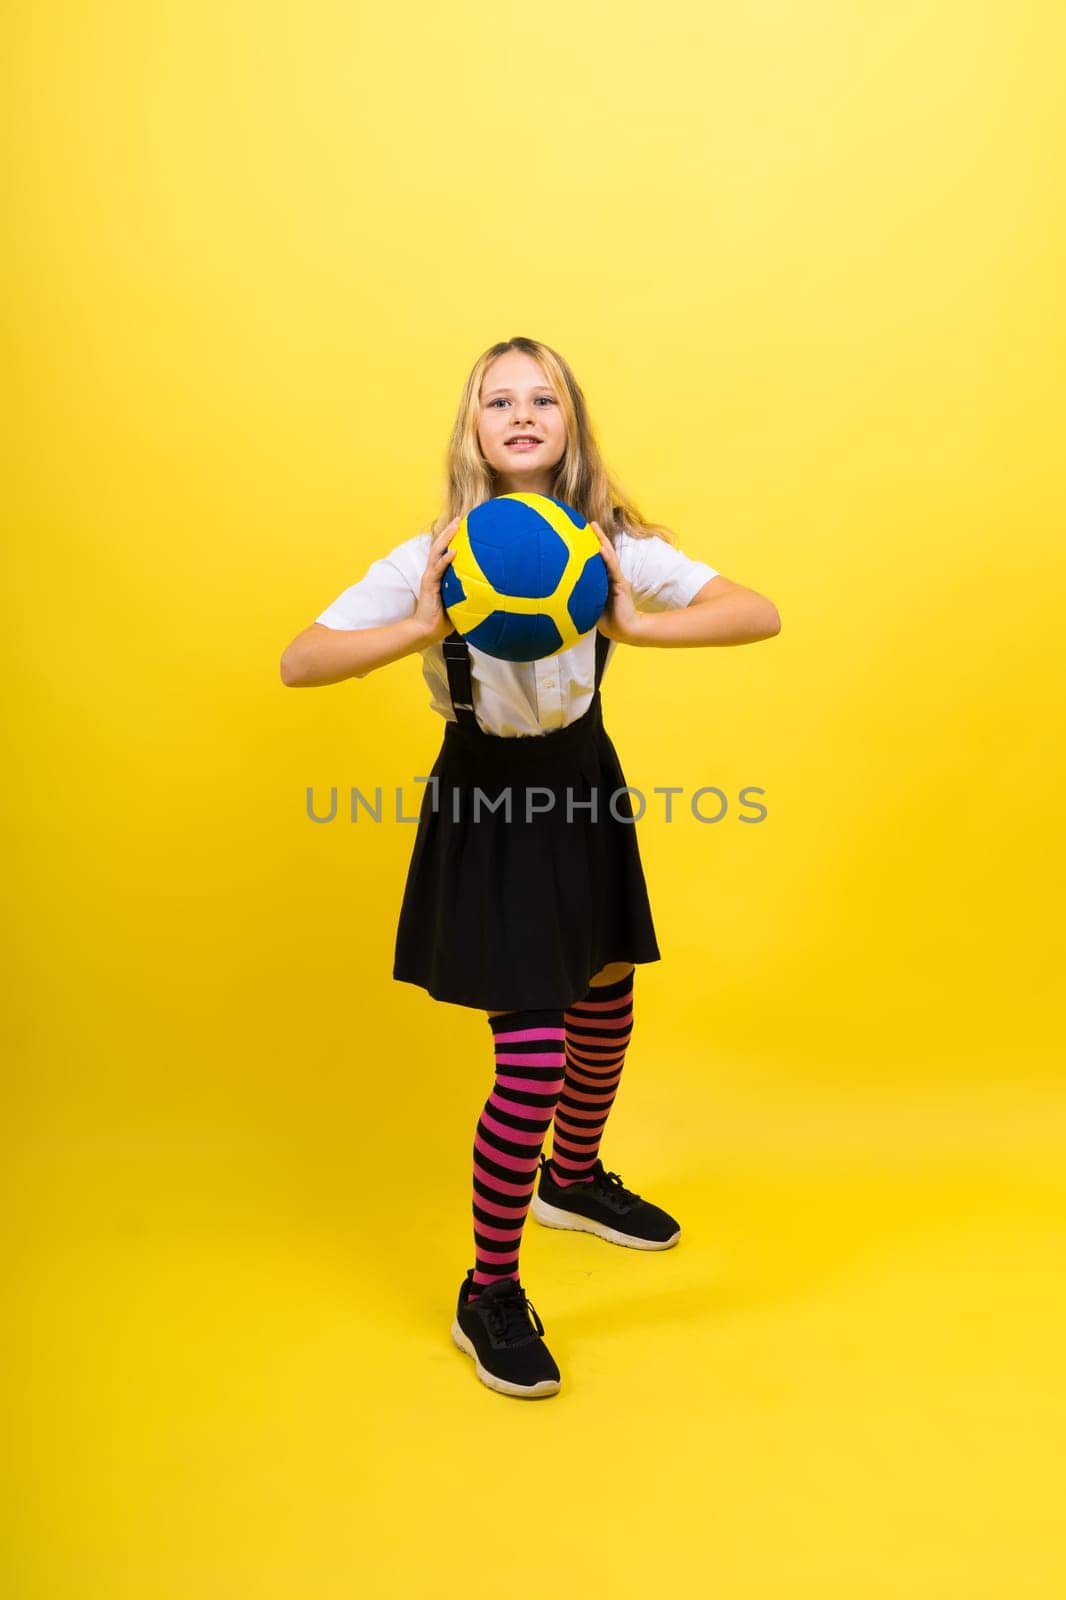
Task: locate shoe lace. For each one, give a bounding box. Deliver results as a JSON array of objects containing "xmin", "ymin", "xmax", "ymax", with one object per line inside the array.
[
  {"xmin": 484, "ymin": 1283, "xmax": 545, "ymax": 1343},
  {"xmin": 591, "ymin": 1163, "xmax": 642, "ymax": 1207}
]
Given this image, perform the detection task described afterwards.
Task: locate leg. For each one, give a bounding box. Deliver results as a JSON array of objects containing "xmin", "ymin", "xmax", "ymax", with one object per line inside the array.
[
  {"xmin": 589, "ymin": 961, "xmax": 635, "ymax": 987},
  {"xmin": 548, "ymin": 966, "xmax": 636, "ymax": 1186},
  {"xmin": 484, "ymin": 962, "xmax": 631, "ymax": 1018},
  {"xmin": 469, "ymin": 1007, "xmax": 567, "ymax": 1299}
]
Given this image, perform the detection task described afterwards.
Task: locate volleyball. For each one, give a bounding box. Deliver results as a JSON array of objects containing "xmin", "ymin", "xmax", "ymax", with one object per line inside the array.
[{"xmin": 440, "ymin": 493, "xmax": 609, "ymax": 662}]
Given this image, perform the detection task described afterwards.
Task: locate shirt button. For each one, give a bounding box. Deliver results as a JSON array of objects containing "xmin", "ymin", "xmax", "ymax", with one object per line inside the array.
[{"xmin": 544, "ymin": 679, "xmax": 556, "ymax": 689}]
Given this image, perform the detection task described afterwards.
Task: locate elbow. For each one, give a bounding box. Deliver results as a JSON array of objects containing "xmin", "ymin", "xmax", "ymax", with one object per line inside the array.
[
  {"xmin": 753, "ymin": 595, "xmax": 781, "ymax": 639},
  {"xmin": 727, "ymin": 588, "xmax": 781, "ymax": 643},
  {"xmin": 279, "ymin": 649, "xmax": 304, "ymax": 687},
  {"xmin": 279, "ymin": 651, "xmax": 364, "ymax": 687}
]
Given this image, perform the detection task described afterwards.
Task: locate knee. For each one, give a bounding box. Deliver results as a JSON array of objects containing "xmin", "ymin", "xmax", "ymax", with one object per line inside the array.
[{"xmin": 588, "ymin": 961, "xmax": 635, "ymax": 987}]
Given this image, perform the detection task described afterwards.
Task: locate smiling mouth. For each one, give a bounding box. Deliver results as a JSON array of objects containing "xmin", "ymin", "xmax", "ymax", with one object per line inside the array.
[{"xmin": 505, "ymin": 439, "xmax": 541, "ymax": 450}]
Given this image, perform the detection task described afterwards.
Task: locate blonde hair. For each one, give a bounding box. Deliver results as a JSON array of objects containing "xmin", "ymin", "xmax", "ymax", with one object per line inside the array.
[{"xmin": 424, "ymin": 335, "xmax": 679, "ymax": 548}]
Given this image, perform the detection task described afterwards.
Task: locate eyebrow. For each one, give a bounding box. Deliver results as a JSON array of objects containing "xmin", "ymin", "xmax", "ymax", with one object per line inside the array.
[{"xmin": 483, "ymin": 385, "xmax": 555, "ymax": 398}]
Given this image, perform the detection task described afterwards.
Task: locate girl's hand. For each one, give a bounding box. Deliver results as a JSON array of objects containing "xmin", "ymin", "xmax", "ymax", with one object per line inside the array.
[
  {"xmin": 414, "ymin": 517, "xmax": 461, "ymax": 643},
  {"xmin": 592, "ymin": 521, "xmax": 646, "ymax": 645}
]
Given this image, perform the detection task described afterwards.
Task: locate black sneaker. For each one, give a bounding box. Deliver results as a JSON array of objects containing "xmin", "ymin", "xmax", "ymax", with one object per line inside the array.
[
  {"xmin": 451, "ymin": 1270, "xmax": 561, "ymax": 1399},
  {"xmin": 530, "ymin": 1154, "xmax": 681, "ymax": 1249}
]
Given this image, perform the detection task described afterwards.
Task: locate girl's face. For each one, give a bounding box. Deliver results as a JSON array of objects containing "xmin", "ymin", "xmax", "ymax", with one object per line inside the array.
[{"xmin": 477, "ymin": 353, "xmax": 567, "ymax": 496}]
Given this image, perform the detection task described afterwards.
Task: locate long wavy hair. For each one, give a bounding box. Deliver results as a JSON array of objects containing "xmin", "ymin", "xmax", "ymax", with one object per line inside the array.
[{"xmin": 424, "ymin": 335, "xmax": 679, "ymax": 548}]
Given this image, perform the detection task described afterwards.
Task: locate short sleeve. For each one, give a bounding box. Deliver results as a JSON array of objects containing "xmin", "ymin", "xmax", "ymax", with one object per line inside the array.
[
  {"xmin": 615, "ymin": 530, "xmax": 719, "ymax": 613},
  {"xmin": 314, "ymin": 533, "xmax": 430, "ymax": 630}
]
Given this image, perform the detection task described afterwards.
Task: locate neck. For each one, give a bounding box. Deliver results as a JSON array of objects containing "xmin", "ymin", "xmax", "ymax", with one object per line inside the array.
[{"xmin": 495, "ymin": 473, "xmax": 555, "ymax": 497}]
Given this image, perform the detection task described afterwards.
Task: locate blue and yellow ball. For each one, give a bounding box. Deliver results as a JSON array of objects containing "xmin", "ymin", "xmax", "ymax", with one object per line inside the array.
[{"xmin": 440, "ymin": 493, "xmax": 608, "ymax": 662}]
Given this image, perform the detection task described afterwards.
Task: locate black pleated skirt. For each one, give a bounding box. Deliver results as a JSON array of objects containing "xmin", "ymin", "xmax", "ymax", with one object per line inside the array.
[{"xmin": 392, "ymin": 691, "xmax": 661, "ymax": 1011}]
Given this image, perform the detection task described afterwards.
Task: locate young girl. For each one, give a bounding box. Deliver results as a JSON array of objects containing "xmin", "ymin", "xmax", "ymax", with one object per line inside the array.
[{"xmin": 280, "ymin": 335, "xmax": 781, "ymax": 1401}]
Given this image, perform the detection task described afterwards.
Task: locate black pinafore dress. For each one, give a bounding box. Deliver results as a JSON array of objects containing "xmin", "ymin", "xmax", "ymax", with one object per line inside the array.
[{"xmin": 392, "ymin": 627, "xmax": 661, "ymax": 1011}]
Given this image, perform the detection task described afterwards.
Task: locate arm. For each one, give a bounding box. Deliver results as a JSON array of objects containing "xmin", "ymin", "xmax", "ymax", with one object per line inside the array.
[
  {"xmin": 279, "ymin": 616, "xmax": 438, "ymax": 687},
  {"xmin": 280, "ymin": 519, "xmax": 460, "ymax": 687},
  {"xmin": 592, "ymin": 524, "xmax": 781, "ymax": 648},
  {"xmin": 629, "ymin": 574, "xmax": 781, "ymax": 648}
]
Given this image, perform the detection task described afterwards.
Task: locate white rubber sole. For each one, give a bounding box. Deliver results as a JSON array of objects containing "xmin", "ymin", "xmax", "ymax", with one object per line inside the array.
[
  {"xmin": 450, "ymin": 1318, "xmax": 561, "ymax": 1398},
  {"xmin": 530, "ymin": 1193, "xmax": 681, "ymax": 1250}
]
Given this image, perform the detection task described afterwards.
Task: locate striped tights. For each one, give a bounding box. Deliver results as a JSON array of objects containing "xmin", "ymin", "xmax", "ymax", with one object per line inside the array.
[{"xmin": 469, "ymin": 970, "xmax": 634, "ymax": 1298}]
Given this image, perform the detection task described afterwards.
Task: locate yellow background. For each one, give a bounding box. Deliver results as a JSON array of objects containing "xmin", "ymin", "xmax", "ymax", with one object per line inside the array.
[{"xmin": 6, "ymin": 1, "xmax": 1065, "ymax": 1595}]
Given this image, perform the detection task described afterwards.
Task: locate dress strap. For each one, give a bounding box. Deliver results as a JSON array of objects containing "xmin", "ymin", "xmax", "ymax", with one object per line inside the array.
[
  {"xmin": 442, "ymin": 630, "xmax": 478, "ymax": 728},
  {"xmin": 593, "ymin": 625, "xmax": 610, "ymax": 690},
  {"xmin": 442, "ymin": 626, "xmax": 612, "ymax": 728}
]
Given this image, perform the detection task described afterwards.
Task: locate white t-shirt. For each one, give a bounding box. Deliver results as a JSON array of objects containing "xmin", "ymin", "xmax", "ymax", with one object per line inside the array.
[{"xmin": 314, "ymin": 527, "xmax": 719, "ymax": 738}]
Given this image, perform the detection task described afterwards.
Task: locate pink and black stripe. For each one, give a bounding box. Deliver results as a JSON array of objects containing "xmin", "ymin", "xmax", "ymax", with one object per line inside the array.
[
  {"xmin": 548, "ymin": 969, "xmax": 635, "ymax": 1186},
  {"xmin": 469, "ymin": 1008, "xmax": 567, "ymax": 1298}
]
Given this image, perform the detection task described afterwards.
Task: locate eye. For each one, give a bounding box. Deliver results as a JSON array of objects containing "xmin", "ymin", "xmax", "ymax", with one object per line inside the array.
[{"xmin": 487, "ymin": 396, "xmax": 557, "ymax": 407}]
